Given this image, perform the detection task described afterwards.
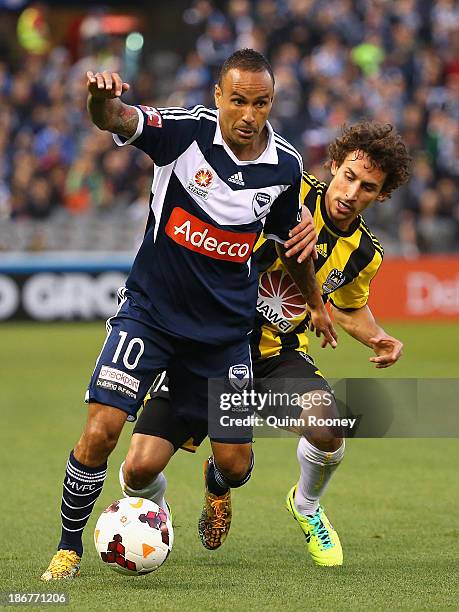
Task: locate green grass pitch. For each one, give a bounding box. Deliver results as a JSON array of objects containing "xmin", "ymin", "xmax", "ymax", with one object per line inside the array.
[{"xmin": 0, "ymin": 322, "xmax": 458, "ymax": 610}]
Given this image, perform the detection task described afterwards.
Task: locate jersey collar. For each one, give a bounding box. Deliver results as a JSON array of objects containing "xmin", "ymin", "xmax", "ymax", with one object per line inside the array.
[{"xmin": 213, "ymin": 111, "xmax": 278, "ymax": 165}]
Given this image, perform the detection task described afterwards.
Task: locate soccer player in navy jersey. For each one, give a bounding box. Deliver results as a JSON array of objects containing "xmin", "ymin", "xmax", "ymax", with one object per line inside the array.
[
  {"xmin": 41, "ymin": 49, "xmax": 335, "ymax": 580},
  {"xmin": 122, "ymin": 122, "xmax": 411, "ymax": 566}
]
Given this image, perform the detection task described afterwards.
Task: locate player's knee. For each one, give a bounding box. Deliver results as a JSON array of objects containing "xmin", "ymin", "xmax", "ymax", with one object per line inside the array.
[
  {"xmin": 78, "ymin": 422, "xmax": 119, "ymax": 458},
  {"xmin": 124, "ymin": 434, "xmax": 173, "ymax": 489},
  {"xmin": 123, "ymin": 445, "xmax": 168, "ymax": 489},
  {"xmin": 298, "ymin": 390, "xmax": 343, "ymax": 449},
  {"xmin": 300, "ymin": 415, "xmax": 343, "ymax": 450},
  {"xmin": 307, "ymin": 434, "xmax": 344, "ymax": 452},
  {"xmin": 123, "ymin": 458, "xmax": 161, "ymax": 490}
]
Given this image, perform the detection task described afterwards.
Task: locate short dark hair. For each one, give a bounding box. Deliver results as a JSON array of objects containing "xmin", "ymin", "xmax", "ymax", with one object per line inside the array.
[
  {"xmin": 218, "ymin": 48, "xmax": 275, "ymax": 88},
  {"xmin": 327, "ymin": 122, "xmax": 412, "ymax": 198}
]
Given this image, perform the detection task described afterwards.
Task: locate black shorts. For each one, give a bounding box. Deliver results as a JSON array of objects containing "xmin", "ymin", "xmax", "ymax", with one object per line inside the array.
[
  {"xmin": 133, "ymin": 371, "xmax": 253, "ymax": 450},
  {"xmin": 253, "ymin": 350, "xmax": 332, "ymax": 420},
  {"xmin": 254, "ymin": 350, "xmax": 330, "ymax": 391},
  {"xmin": 134, "ymin": 394, "xmax": 208, "ymax": 453},
  {"xmin": 134, "ymin": 350, "xmax": 331, "ymax": 451}
]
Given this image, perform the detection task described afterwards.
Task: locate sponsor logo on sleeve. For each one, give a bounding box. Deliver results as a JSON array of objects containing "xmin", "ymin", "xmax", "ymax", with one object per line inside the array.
[
  {"xmin": 139, "ymin": 105, "xmax": 163, "ymax": 128},
  {"xmin": 165, "ymin": 207, "xmax": 256, "ymax": 263},
  {"xmin": 252, "ymin": 192, "xmax": 272, "ymax": 219}
]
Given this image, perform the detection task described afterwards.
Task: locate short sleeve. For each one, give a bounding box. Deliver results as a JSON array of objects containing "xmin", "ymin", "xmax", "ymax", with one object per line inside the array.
[
  {"xmin": 263, "ymin": 174, "xmax": 302, "ymax": 243},
  {"xmin": 113, "ymin": 105, "xmax": 205, "ymax": 167},
  {"xmin": 329, "ymin": 250, "xmax": 383, "ymax": 310}
]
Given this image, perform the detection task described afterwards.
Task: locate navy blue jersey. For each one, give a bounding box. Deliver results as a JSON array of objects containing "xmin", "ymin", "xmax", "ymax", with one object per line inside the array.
[{"xmin": 113, "ymin": 104, "xmax": 302, "ymax": 344}]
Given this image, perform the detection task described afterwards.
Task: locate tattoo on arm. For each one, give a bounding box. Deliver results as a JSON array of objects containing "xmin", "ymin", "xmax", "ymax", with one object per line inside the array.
[
  {"xmin": 276, "ymin": 243, "xmax": 321, "ymax": 306},
  {"xmin": 117, "ymin": 105, "xmax": 139, "ymax": 138},
  {"xmin": 87, "ymin": 96, "xmax": 138, "ymax": 138}
]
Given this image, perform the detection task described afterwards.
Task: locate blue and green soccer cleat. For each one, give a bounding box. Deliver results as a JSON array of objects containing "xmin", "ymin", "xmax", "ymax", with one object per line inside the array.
[{"xmin": 286, "ymin": 485, "xmax": 343, "ymax": 566}]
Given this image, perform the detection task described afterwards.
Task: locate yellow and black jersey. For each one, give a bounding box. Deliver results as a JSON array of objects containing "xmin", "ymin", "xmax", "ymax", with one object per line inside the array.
[{"xmin": 251, "ymin": 171, "xmax": 384, "ymax": 360}]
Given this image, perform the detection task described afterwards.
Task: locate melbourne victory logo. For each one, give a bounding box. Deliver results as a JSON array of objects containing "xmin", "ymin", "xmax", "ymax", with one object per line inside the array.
[
  {"xmin": 252, "ymin": 192, "xmax": 272, "ymax": 219},
  {"xmin": 229, "ymin": 364, "xmax": 250, "ymax": 391},
  {"xmin": 257, "ymin": 270, "xmax": 307, "ymax": 332}
]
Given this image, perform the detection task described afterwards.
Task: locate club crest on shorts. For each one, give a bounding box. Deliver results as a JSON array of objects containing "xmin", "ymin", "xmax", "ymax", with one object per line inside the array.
[
  {"xmin": 322, "ymin": 269, "xmax": 346, "ymax": 294},
  {"xmin": 252, "ymin": 192, "xmax": 272, "ymax": 219},
  {"xmin": 229, "ymin": 364, "xmax": 250, "ymax": 391}
]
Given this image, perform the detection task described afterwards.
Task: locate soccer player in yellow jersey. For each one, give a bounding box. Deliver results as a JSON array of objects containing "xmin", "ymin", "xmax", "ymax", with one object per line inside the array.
[
  {"xmin": 252, "ymin": 121, "xmax": 411, "ymax": 566},
  {"xmin": 119, "ymin": 122, "xmax": 411, "ymax": 565}
]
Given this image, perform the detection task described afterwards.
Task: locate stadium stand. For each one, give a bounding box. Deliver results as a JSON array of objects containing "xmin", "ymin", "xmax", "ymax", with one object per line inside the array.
[{"xmin": 1, "ymin": 0, "xmax": 458, "ymax": 254}]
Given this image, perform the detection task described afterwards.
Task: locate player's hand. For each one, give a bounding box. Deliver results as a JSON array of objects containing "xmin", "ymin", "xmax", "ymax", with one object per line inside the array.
[
  {"xmin": 309, "ymin": 306, "xmax": 338, "ymax": 349},
  {"xmin": 369, "ymin": 334, "xmax": 403, "ymax": 368},
  {"xmin": 284, "ymin": 207, "xmax": 318, "ymax": 263},
  {"xmin": 87, "ymin": 71, "xmax": 130, "ymax": 99}
]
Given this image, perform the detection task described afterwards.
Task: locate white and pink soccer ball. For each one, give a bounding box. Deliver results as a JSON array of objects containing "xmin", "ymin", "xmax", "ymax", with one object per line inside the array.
[{"xmin": 94, "ymin": 497, "xmax": 173, "ymax": 575}]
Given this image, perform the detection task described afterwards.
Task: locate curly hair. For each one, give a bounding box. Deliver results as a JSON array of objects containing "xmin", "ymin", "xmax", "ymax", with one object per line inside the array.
[{"xmin": 326, "ymin": 122, "xmax": 412, "ymax": 198}]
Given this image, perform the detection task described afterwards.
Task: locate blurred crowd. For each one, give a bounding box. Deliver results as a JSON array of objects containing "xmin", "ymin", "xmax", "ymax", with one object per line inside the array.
[{"xmin": 1, "ymin": 0, "xmax": 459, "ymax": 255}]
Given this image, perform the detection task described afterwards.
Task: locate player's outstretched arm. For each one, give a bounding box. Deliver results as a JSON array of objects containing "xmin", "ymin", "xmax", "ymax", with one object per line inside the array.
[
  {"xmin": 86, "ymin": 71, "xmax": 138, "ymax": 139},
  {"xmin": 331, "ymin": 304, "xmax": 403, "ymax": 368}
]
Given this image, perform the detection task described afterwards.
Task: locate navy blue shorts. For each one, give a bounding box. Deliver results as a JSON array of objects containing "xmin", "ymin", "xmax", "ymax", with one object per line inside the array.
[{"xmin": 86, "ymin": 288, "xmax": 253, "ymax": 426}]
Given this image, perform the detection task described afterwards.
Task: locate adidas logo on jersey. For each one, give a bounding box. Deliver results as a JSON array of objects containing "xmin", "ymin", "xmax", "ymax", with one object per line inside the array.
[
  {"xmin": 316, "ymin": 243, "xmax": 328, "ymax": 258},
  {"xmin": 228, "ymin": 171, "xmax": 245, "ymax": 186}
]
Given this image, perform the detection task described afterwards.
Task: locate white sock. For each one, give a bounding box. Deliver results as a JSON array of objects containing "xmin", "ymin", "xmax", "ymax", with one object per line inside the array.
[
  {"xmin": 294, "ymin": 437, "xmax": 345, "ymax": 516},
  {"xmin": 119, "ymin": 462, "xmax": 169, "ymax": 519}
]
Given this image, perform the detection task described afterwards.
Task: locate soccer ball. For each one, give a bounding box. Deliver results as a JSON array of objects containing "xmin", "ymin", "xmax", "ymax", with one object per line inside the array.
[{"xmin": 94, "ymin": 497, "xmax": 173, "ymax": 575}]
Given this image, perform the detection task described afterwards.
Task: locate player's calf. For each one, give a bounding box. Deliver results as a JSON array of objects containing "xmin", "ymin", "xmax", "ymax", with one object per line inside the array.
[
  {"xmin": 41, "ymin": 403, "xmax": 126, "ymax": 581},
  {"xmin": 295, "ymin": 436, "xmax": 345, "ymax": 516},
  {"xmin": 74, "ymin": 403, "xmax": 127, "ymax": 466}
]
